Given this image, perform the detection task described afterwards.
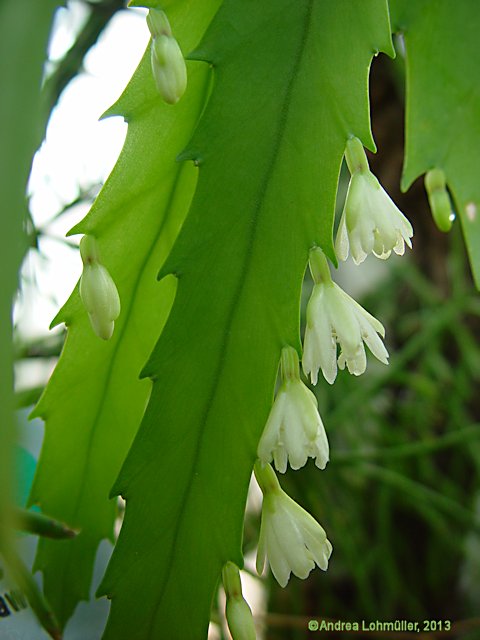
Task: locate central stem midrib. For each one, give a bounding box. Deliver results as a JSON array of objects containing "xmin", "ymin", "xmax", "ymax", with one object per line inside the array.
[{"xmin": 147, "ymin": 2, "xmax": 315, "ymax": 636}]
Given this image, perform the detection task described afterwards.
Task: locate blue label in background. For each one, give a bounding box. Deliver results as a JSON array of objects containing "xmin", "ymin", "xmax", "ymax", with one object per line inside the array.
[{"xmin": 14, "ymin": 446, "xmax": 37, "ymax": 509}]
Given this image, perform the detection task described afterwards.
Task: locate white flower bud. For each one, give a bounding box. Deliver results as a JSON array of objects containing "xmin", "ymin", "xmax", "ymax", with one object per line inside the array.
[
  {"xmin": 222, "ymin": 562, "xmax": 256, "ymax": 640},
  {"xmin": 225, "ymin": 597, "xmax": 256, "ymax": 640},
  {"xmin": 79, "ymin": 236, "xmax": 120, "ymax": 341},
  {"xmin": 150, "ymin": 34, "xmax": 187, "ymax": 104}
]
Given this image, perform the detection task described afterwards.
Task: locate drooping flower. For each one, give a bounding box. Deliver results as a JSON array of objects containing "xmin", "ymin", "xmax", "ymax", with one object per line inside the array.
[
  {"xmin": 303, "ymin": 248, "xmax": 388, "ymax": 385},
  {"xmin": 335, "ymin": 137, "xmax": 413, "ymax": 264},
  {"xmin": 147, "ymin": 9, "xmax": 187, "ymax": 105},
  {"xmin": 222, "ymin": 562, "xmax": 256, "ymax": 640},
  {"xmin": 254, "ymin": 462, "xmax": 332, "ymax": 588},
  {"xmin": 257, "ymin": 347, "xmax": 329, "ymax": 473},
  {"xmin": 79, "ymin": 235, "xmax": 120, "ymax": 341}
]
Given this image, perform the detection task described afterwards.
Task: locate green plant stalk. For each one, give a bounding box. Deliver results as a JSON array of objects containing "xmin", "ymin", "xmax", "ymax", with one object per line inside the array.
[
  {"xmin": 0, "ymin": 3, "xmax": 59, "ymax": 638},
  {"xmin": 13, "ymin": 508, "xmax": 78, "ymax": 540}
]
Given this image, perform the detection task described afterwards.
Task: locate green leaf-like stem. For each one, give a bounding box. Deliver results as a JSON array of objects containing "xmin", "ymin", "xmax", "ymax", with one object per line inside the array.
[
  {"xmin": 29, "ymin": 0, "xmax": 221, "ymax": 626},
  {"xmin": 391, "ymin": 0, "xmax": 480, "ymax": 287},
  {"xmin": 100, "ymin": 2, "xmax": 393, "ymax": 638}
]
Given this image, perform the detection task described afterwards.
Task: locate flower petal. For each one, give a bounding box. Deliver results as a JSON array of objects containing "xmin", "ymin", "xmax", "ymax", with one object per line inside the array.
[
  {"xmin": 257, "ymin": 392, "xmax": 286, "ymax": 464},
  {"xmin": 356, "ymin": 314, "xmax": 389, "ymax": 364},
  {"xmin": 305, "ymin": 285, "xmax": 338, "ymax": 384},
  {"xmin": 335, "ymin": 208, "xmax": 350, "ymax": 261}
]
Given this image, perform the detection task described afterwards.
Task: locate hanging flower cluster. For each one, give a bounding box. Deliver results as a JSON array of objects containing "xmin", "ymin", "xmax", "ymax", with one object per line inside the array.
[
  {"xmin": 222, "ymin": 137, "xmax": 413, "ymax": 638},
  {"xmin": 254, "ymin": 138, "xmax": 412, "ymax": 585}
]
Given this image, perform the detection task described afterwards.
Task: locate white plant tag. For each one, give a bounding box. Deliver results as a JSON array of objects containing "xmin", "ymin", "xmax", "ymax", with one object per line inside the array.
[{"xmin": 0, "ymin": 563, "xmax": 45, "ymax": 639}]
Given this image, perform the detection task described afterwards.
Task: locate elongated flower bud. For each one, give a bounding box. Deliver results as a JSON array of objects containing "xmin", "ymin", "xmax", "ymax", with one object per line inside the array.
[
  {"xmin": 222, "ymin": 562, "xmax": 256, "ymax": 640},
  {"xmin": 79, "ymin": 235, "xmax": 120, "ymax": 341},
  {"xmin": 425, "ymin": 168, "xmax": 454, "ymax": 232},
  {"xmin": 151, "ymin": 34, "xmax": 187, "ymax": 104},
  {"xmin": 226, "ymin": 598, "xmax": 256, "ymax": 640},
  {"xmin": 146, "ymin": 8, "xmax": 186, "ymax": 105}
]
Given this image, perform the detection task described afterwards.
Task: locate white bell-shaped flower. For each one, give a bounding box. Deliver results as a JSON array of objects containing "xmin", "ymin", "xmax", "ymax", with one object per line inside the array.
[
  {"xmin": 303, "ymin": 248, "xmax": 388, "ymax": 385},
  {"xmin": 254, "ymin": 463, "xmax": 332, "ymax": 588},
  {"xmin": 257, "ymin": 347, "xmax": 329, "ymax": 473},
  {"xmin": 335, "ymin": 137, "xmax": 413, "ymax": 264}
]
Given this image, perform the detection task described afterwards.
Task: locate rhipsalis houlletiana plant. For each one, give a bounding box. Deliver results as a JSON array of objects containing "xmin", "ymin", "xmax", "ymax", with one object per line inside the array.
[{"xmin": 4, "ymin": 1, "xmax": 479, "ymax": 639}]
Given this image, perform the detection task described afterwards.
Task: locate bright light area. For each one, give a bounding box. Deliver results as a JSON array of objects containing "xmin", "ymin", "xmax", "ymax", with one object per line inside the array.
[{"xmin": 16, "ymin": 1, "xmax": 149, "ymax": 342}]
